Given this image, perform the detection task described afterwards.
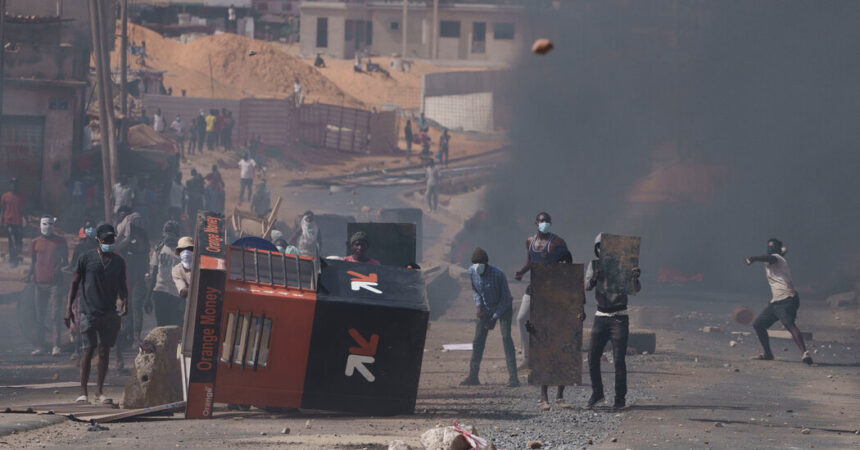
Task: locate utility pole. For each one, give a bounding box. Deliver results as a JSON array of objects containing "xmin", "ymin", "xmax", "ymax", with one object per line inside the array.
[
  {"xmin": 431, "ymin": 0, "xmax": 438, "ymax": 60},
  {"xmin": 120, "ymin": 0, "xmax": 128, "ymax": 146},
  {"xmin": 0, "ymin": 0, "xmax": 6, "ymax": 119},
  {"xmin": 95, "ymin": 0, "xmax": 118, "ymax": 186},
  {"xmin": 401, "ymin": 0, "xmax": 407, "ymax": 59},
  {"xmin": 89, "ymin": 0, "xmax": 112, "ymax": 222}
]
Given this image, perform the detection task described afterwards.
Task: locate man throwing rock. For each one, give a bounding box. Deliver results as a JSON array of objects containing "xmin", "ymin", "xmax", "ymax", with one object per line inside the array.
[
  {"xmin": 65, "ymin": 224, "xmax": 127, "ymax": 405},
  {"xmin": 461, "ymin": 248, "xmax": 519, "ymax": 387},
  {"xmin": 745, "ymin": 238, "xmax": 813, "ymax": 365}
]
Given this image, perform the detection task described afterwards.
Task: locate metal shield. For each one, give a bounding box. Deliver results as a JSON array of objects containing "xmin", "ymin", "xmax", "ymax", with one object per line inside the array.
[{"xmin": 528, "ymin": 263, "xmax": 585, "ymax": 386}]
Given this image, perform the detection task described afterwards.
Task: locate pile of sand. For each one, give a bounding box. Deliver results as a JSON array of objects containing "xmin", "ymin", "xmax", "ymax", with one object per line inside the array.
[
  {"xmin": 114, "ymin": 23, "xmax": 362, "ymax": 106},
  {"xmin": 302, "ymin": 57, "xmax": 485, "ymax": 110}
]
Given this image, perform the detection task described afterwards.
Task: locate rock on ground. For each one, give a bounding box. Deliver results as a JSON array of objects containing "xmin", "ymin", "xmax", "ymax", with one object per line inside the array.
[
  {"xmin": 122, "ymin": 326, "xmax": 183, "ymax": 409},
  {"xmin": 419, "ymin": 425, "xmax": 474, "ymax": 450}
]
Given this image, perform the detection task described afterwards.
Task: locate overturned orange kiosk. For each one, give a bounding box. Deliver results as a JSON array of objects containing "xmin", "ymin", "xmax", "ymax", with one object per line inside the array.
[{"xmin": 183, "ymin": 212, "xmax": 429, "ymax": 418}]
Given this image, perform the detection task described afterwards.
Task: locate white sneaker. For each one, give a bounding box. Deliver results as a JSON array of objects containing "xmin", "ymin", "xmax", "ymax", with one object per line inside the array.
[{"xmin": 51, "ymin": 346, "xmax": 62, "ymax": 356}]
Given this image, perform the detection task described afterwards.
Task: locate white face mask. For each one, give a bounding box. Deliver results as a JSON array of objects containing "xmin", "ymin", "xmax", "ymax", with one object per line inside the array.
[
  {"xmin": 471, "ymin": 263, "xmax": 486, "ymax": 275},
  {"xmin": 40, "ymin": 218, "xmax": 55, "ymax": 236},
  {"xmin": 180, "ymin": 249, "xmax": 194, "ymax": 269},
  {"xmin": 538, "ymin": 222, "xmax": 551, "ymax": 234}
]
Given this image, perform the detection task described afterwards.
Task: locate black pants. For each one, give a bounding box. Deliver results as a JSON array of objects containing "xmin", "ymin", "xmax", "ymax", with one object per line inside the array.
[
  {"xmin": 588, "ymin": 315, "xmax": 629, "ymax": 401},
  {"xmin": 152, "ymin": 291, "xmax": 185, "ymax": 327},
  {"xmin": 469, "ymin": 308, "xmax": 517, "ymax": 382},
  {"xmin": 5, "ymin": 224, "xmax": 23, "ymax": 265},
  {"xmin": 753, "ymin": 296, "xmax": 800, "ymax": 357},
  {"xmin": 239, "ymin": 178, "xmax": 253, "ymax": 203}
]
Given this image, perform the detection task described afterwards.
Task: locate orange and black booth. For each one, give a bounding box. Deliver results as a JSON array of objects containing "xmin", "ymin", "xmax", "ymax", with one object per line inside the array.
[{"xmin": 183, "ymin": 212, "xmax": 429, "ymax": 418}]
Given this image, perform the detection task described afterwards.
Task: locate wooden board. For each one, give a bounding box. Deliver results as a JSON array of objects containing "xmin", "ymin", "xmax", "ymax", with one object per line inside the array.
[
  {"xmin": 598, "ymin": 234, "xmax": 641, "ymax": 296},
  {"xmin": 528, "ymin": 263, "xmax": 585, "ymax": 386},
  {"xmin": 2, "ymin": 401, "xmax": 185, "ymax": 423}
]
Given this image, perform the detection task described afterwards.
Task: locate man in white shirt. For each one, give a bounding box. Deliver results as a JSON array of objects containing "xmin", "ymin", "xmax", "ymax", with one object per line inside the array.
[
  {"xmin": 152, "ymin": 108, "xmax": 164, "ymax": 133},
  {"xmin": 745, "ymin": 238, "xmax": 813, "ymax": 365},
  {"xmin": 238, "ymin": 152, "xmax": 256, "ymax": 204}
]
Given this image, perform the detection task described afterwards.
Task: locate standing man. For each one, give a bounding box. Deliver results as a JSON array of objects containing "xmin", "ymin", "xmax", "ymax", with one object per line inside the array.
[
  {"xmin": 293, "ymin": 78, "xmax": 304, "ymax": 107},
  {"xmin": 112, "ymin": 176, "xmax": 135, "ymax": 223},
  {"xmin": 186, "ymin": 169, "xmax": 205, "ymax": 224},
  {"xmin": 585, "ymin": 233, "xmax": 641, "ymax": 410},
  {"xmin": 343, "ymin": 232, "xmax": 380, "ymax": 264},
  {"xmin": 146, "ymin": 221, "xmax": 184, "ymax": 326},
  {"xmin": 168, "ymin": 173, "xmax": 186, "ymax": 226},
  {"xmin": 170, "ymin": 114, "xmax": 184, "ymax": 159},
  {"xmin": 289, "ymin": 211, "xmax": 322, "ymax": 259},
  {"xmin": 205, "ymin": 165, "xmax": 225, "ymax": 213},
  {"xmin": 67, "ymin": 220, "xmax": 98, "ymax": 360},
  {"xmin": 29, "ymin": 216, "xmax": 69, "ymax": 356},
  {"xmin": 238, "ymin": 152, "xmax": 256, "ymax": 204},
  {"xmin": 123, "ymin": 220, "xmax": 150, "ymax": 347},
  {"xmin": 152, "ymin": 108, "xmax": 165, "ymax": 133},
  {"xmin": 173, "ymin": 237, "xmax": 194, "ymax": 300},
  {"xmin": 205, "ymin": 110, "xmax": 217, "ymax": 151},
  {"xmin": 251, "ymin": 179, "xmax": 271, "ymax": 217},
  {"xmin": 438, "ymin": 128, "xmax": 450, "ymax": 166},
  {"xmin": 460, "ymin": 248, "xmax": 519, "ymax": 387},
  {"xmin": 424, "ymin": 160, "xmax": 439, "ymax": 212},
  {"xmin": 403, "ymin": 119, "xmax": 413, "ymax": 159},
  {"xmin": 64, "ymin": 224, "xmax": 127, "ymax": 405},
  {"xmin": 195, "ymin": 110, "xmax": 207, "ymax": 153},
  {"xmin": 227, "ymin": 4, "xmax": 237, "ymax": 33},
  {"xmin": 513, "ymin": 212, "xmax": 568, "ymax": 370},
  {"xmin": 1, "ymin": 178, "xmax": 26, "ymax": 267},
  {"xmin": 745, "ymin": 238, "xmax": 813, "ymax": 365}
]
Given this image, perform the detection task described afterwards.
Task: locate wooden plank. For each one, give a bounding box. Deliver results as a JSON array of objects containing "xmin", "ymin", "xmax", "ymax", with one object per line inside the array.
[
  {"xmin": 598, "ymin": 234, "xmax": 641, "ymax": 296},
  {"xmin": 89, "ymin": 401, "xmax": 185, "ymax": 423},
  {"xmin": 528, "ymin": 263, "xmax": 585, "ymax": 386}
]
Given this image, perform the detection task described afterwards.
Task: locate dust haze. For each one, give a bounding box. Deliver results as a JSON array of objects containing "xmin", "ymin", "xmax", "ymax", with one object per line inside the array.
[{"xmin": 480, "ymin": 0, "xmax": 860, "ymax": 294}]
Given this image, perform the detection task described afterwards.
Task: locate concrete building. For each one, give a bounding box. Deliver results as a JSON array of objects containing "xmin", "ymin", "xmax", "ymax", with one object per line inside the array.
[
  {"xmin": 0, "ymin": 0, "xmax": 114, "ymax": 215},
  {"xmin": 299, "ymin": 1, "xmax": 527, "ymax": 64}
]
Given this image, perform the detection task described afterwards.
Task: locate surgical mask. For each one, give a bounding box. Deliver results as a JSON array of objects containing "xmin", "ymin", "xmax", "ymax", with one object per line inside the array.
[
  {"xmin": 40, "ymin": 219, "xmax": 55, "ymax": 236},
  {"xmin": 100, "ymin": 243, "xmax": 115, "ymax": 253},
  {"xmin": 84, "ymin": 227, "xmax": 95, "ymax": 238},
  {"xmin": 180, "ymin": 249, "xmax": 193, "ymax": 269},
  {"xmin": 538, "ymin": 222, "xmax": 551, "ymax": 234},
  {"xmin": 471, "ymin": 263, "xmax": 486, "ymax": 275}
]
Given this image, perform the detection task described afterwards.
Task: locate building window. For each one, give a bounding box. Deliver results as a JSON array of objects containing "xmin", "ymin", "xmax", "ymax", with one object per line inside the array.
[
  {"xmin": 391, "ymin": 21, "xmax": 399, "ymax": 31},
  {"xmin": 366, "ymin": 21, "xmax": 373, "ymax": 45},
  {"xmin": 316, "ymin": 17, "xmax": 328, "ymax": 48},
  {"xmin": 472, "ymin": 22, "xmax": 486, "ymax": 53},
  {"xmin": 439, "ymin": 20, "xmax": 460, "ymax": 38},
  {"xmin": 493, "ymin": 22, "xmax": 514, "ymax": 40},
  {"xmin": 345, "ymin": 20, "xmax": 354, "ymax": 41}
]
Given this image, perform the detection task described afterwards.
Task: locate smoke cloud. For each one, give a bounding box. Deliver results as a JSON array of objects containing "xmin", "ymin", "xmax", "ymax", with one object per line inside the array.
[{"xmin": 480, "ymin": 1, "xmax": 860, "ymax": 294}]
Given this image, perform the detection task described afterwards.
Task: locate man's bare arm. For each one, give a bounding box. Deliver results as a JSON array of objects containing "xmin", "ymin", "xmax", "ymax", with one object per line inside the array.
[
  {"xmin": 745, "ymin": 255, "xmax": 777, "ymax": 265},
  {"xmin": 64, "ymin": 272, "xmax": 81, "ymax": 327},
  {"xmin": 514, "ymin": 237, "xmax": 532, "ymax": 280}
]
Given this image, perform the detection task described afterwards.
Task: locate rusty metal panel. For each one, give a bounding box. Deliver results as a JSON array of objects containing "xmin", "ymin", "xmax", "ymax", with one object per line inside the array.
[
  {"xmin": 238, "ymin": 98, "xmax": 297, "ymax": 150},
  {"xmin": 528, "ymin": 263, "xmax": 584, "ymax": 386},
  {"xmin": 598, "ymin": 234, "xmax": 641, "ymax": 296}
]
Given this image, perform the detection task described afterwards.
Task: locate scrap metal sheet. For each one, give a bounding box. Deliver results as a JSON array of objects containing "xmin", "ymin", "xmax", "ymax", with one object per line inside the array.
[
  {"xmin": 598, "ymin": 234, "xmax": 641, "ymax": 296},
  {"xmin": 528, "ymin": 263, "xmax": 584, "ymax": 386}
]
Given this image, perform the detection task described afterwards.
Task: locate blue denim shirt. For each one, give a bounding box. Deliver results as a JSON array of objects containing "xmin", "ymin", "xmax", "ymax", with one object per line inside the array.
[{"xmin": 469, "ymin": 264, "xmax": 513, "ymax": 319}]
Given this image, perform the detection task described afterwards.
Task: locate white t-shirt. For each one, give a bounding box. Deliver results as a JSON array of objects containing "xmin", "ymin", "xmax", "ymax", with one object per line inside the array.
[
  {"xmin": 765, "ymin": 254, "xmax": 795, "ymax": 302},
  {"xmin": 151, "ymin": 244, "xmax": 180, "ymax": 296},
  {"xmin": 239, "ymin": 158, "xmax": 256, "ymax": 179}
]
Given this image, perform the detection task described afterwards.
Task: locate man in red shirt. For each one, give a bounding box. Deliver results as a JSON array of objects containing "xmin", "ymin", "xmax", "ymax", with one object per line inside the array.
[
  {"xmin": 343, "ymin": 232, "xmax": 380, "ymax": 264},
  {"xmin": 29, "ymin": 216, "xmax": 69, "ymax": 356},
  {"xmin": 1, "ymin": 178, "xmax": 26, "ymax": 267}
]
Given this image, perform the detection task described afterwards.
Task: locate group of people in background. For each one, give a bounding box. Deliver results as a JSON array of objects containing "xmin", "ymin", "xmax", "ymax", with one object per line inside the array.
[
  {"xmin": 144, "ymin": 107, "xmax": 236, "ymax": 159},
  {"xmin": 403, "ymin": 113, "xmax": 449, "ymax": 166}
]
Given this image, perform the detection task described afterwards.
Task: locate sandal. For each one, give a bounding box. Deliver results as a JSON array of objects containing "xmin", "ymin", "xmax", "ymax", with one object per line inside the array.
[
  {"xmin": 539, "ymin": 401, "xmax": 551, "ymax": 411},
  {"xmin": 97, "ymin": 394, "xmax": 113, "ymax": 405},
  {"xmin": 555, "ymin": 399, "xmax": 570, "ymax": 409},
  {"xmin": 75, "ymin": 395, "xmax": 88, "ymax": 404},
  {"xmin": 751, "ymin": 354, "xmax": 774, "ymax": 360}
]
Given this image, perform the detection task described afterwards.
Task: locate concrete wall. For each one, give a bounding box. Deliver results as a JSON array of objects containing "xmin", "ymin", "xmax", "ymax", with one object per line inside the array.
[
  {"xmin": 300, "ymin": 4, "xmax": 350, "ymax": 59},
  {"xmin": 369, "ymin": 9, "xmax": 429, "ymax": 59},
  {"xmin": 424, "ymin": 92, "xmax": 493, "ymax": 133}
]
